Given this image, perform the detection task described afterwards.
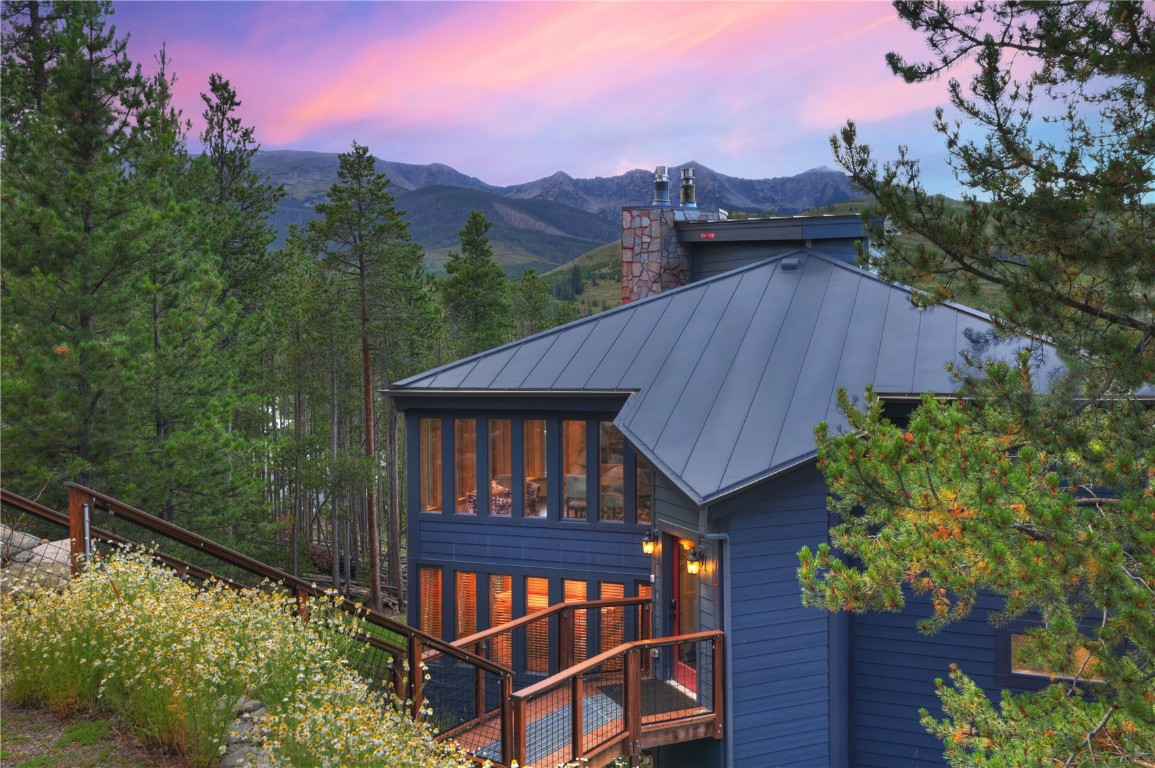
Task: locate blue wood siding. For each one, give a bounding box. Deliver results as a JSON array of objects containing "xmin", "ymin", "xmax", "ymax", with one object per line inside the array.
[
  {"xmin": 711, "ymin": 466, "xmax": 833, "ymax": 768},
  {"xmin": 852, "ymin": 592, "xmax": 1006, "ymax": 768}
]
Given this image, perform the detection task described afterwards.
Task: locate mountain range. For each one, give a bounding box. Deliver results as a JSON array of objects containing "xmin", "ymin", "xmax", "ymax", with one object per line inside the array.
[{"xmin": 252, "ymin": 151, "xmax": 861, "ymax": 273}]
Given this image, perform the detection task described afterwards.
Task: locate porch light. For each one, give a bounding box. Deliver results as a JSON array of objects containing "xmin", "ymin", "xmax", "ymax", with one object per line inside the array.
[
  {"xmin": 685, "ymin": 547, "xmax": 703, "ymax": 575},
  {"xmin": 641, "ymin": 532, "xmax": 656, "ymax": 555}
]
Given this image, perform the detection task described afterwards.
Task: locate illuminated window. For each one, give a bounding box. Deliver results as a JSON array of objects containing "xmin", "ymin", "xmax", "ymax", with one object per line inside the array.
[
  {"xmin": 455, "ymin": 571, "xmax": 477, "ymax": 640},
  {"xmin": 526, "ymin": 577, "xmax": 550, "ymax": 673},
  {"xmin": 636, "ymin": 453, "xmax": 653, "ymax": 525},
  {"xmin": 563, "ymin": 421, "xmax": 587, "ymax": 519},
  {"xmin": 454, "ymin": 419, "xmax": 476, "ymax": 514},
  {"xmin": 489, "ymin": 574, "xmax": 512, "ymax": 667},
  {"xmin": 523, "ymin": 420, "xmax": 547, "ymax": 517},
  {"xmin": 564, "ymin": 579, "xmax": 588, "ymax": 662},
  {"xmin": 419, "ymin": 419, "xmax": 442, "ymax": 512},
  {"xmin": 489, "ymin": 419, "xmax": 512, "ymax": 515},
  {"xmin": 599, "ymin": 422, "xmax": 624, "ymax": 522},
  {"xmin": 1010, "ymin": 631, "xmax": 1103, "ymax": 682},
  {"xmin": 600, "ymin": 582, "xmax": 624, "ymax": 658},
  {"xmin": 420, "ymin": 567, "xmax": 442, "ymax": 639}
]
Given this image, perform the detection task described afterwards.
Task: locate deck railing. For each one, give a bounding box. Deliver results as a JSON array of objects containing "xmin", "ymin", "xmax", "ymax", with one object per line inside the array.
[
  {"xmin": 0, "ymin": 485, "xmax": 517, "ymax": 766},
  {"xmin": 508, "ymin": 630, "xmax": 724, "ymax": 767}
]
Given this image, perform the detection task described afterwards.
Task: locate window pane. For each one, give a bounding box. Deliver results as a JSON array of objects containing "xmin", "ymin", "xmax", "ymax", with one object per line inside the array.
[
  {"xmin": 455, "ymin": 572, "xmax": 477, "ymax": 640},
  {"xmin": 526, "ymin": 577, "xmax": 550, "ymax": 674},
  {"xmin": 636, "ymin": 453, "xmax": 653, "ymax": 525},
  {"xmin": 564, "ymin": 579, "xmax": 588, "ymax": 662},
  {"xmin": 489, "ymin": 574, "xmax": 512, "ymax": 667},
  {"xmin": 523, "ymin": 420, "xmax": 547, "ymax": 517},
  {"xmin": 599, "ymin": 422, "xmax": 624, "ymax": 522},
  {"xmin": 420, "ymin": 567, "xmax": 442, "ymax": 639},
  {"xmin": 637, "ymin": 583, "xmax": 653, "ymax": 641},
  {"xmin": 455, "ymin": 419, "xmax": 477, "ymax": 514},
  {"xmin": 563, "ymin": 420, "xmax": 587, "ymax": 519},
  {"xmin": 600, "ymin": 582, "xmax": 625, "ymax": 658},
  {"xmin": 489, "ymin": 419, "xmax": 512, "ymax": 515},
  {"xmin": 1011, "ymin": 632, "xmax": 1103, "ymax": 681},
  {"xmin": 419, "ymin": 419, "xmax": 442, "ymax": 512}
]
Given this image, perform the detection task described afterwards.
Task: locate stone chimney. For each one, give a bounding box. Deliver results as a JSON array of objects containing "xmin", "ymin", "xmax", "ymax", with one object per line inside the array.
[{"xmin": 620, "ymin": 166, "xmax": 724, "ymax": 304}]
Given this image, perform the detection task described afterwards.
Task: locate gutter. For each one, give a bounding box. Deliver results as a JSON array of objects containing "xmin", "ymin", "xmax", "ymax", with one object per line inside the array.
[{"xmin": 705, "ymin": 528, "xmax": 734, "ymax": 768}]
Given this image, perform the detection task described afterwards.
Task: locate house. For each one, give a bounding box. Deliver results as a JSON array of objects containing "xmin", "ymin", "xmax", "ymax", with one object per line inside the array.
[{"xmin": 388, "ymin": 167, "xmax": 1058, "ymax": 767}]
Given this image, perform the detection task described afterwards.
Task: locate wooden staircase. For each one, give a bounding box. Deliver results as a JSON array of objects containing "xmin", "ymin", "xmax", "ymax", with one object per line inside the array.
[{"xmin": 1, "ymin": 485, "xmax": 723, "ymax": 767}]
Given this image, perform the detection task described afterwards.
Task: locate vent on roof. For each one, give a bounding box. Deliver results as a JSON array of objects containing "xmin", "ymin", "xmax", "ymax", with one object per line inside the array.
[
  {"xmin": 780, "ymin": 258, "xmax": 801, "ymax": 272},
  {"xmin": 652, "ymin": 166, "xmax": 670, "ymax": 206},
  {"xmin": 679, "ymin": 167, "xmax": 696, "ymax": 208}
]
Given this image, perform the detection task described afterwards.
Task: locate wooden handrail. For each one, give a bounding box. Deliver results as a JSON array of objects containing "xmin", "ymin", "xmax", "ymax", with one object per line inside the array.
[
  {"xmin": 511, "ymin": 630, "xmax": 724, "ymax": 701},
  {"xmin": 452, "ymin": 595, "xmax": 652, "ymax": 649}
]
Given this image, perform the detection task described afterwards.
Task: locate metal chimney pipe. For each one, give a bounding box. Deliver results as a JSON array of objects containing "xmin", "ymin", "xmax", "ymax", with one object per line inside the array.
[
  {"xmin": 679, "ymin": 167, "xmax": 697, "ymax": 208},
  {"xmin": 652, "ymin": 166, "xmax": 670, "ymax": 206}
]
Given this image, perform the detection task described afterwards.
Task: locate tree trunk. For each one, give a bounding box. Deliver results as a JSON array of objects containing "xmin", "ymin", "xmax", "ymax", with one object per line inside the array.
[{"xmin": 359, "ymin": 265, "xmax": 382, "ymax": 612}]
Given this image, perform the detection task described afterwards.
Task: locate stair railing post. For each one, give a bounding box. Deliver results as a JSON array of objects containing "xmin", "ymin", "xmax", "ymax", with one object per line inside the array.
[
  {"xmin": 67, "ymin": 486, "xmax": 88, "ymax": 577},
  {"xmin": 571, "ymin": 675, "xmax": 584, "ymax": 760},
  {"xmin": 559, "ymin": 608, "xmax": 574, "ymax": 671},
  {"xmin": 512, "ymin": 695, "xmax": 527, "ymax": 768},
  {"xmin": 713, "ymin": 634, "xmax": 724, "ymax": 738},
  {"xmin": 625, "ymin": 648, "xmax": 642, "ymax": 755},
  {"xmin": 473, "ymin": 641, "xmax": 485, "ymax": 722},
  {"xmin": 408, "ymin": 634, "xmax": 424, "ymax": 721}
]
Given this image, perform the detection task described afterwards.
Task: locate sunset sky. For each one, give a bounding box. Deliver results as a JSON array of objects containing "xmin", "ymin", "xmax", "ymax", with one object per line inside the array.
[{"xmin": 112, "ymin": 1, "xmax": 970, "ymax": 193}]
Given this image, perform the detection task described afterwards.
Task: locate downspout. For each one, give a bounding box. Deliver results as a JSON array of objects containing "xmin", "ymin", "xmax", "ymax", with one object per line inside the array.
[{"xmin": 705, "ymin": 529, "xmax": 734, "ymax": 768}]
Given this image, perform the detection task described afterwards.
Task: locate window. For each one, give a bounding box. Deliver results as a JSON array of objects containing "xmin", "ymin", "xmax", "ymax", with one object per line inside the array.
[
  {"xmin": 526, "ymin": 577, "xmax": 551, "ymax": 673},
  {"xmin": 600, "ymin": 582, "xmax": 625, "ymax": 658},
  {"xmin": 420, "ymin": 567, "xmax": 442, "ymax": 639},
  {"xmin": 489, "ymin": 574, "xmax": 512, "ymax": 667},
  {"xmin": 599, "ymin": 422, "xmax": 624, "ymax": 522},
  {"xmin": 563, "ymin": 421, "xmax": 587, "ymax": 519},
  {"xmin": 455, "ymin": 572, "xmax": 477, "ymax": 640},
  {"xmin": 1002, "ymin": 625, "xmax": 1104, "ymax": 685},
  {"xmin": 419, "ymin": 419, "xmax": 442, "ymax": 512},
  {"xmin": 488, "ymin": 419, "xmax": 513, "ymax": 515},
  {"xmin": 523, "ymin": 420, "xmax": 547, "ymax": 517},
  {"xmin": 636, "ymin": 453, "xmax": 653, "ymax": 525},
  {"xmin": 454, "ymin": 419, "xmax": 476, "ymax": 514},
  {"xmin": 564, "ymin": 579, "xmax": 588, "ymax": 662}
]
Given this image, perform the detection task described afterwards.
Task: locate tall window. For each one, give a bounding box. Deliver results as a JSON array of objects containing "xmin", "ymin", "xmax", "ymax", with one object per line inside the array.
[
  {"xmin": 523, "ymin": 420, "xmax": 547, "ymax": 517},
  {"xmin": 489, "ymin": 419, "xmax": 512, "ymax": 515},
  {"xmin": 599, "ymin": 422, "xmax": 624, "ymax": 522},
  {"xmin": 563, "ymin": 421, "xmax": 587, "ymax": 519},
  {"xmin": 419, "ymin": 419, "xmax": 442, "ymax": 512},
  {"xmin": 455, "ymin": 572, "xmax": 477, "ymax": 640},
  {"xmin": 636, "ymin": 453, "xmax": 653, "ymax": 524},
  {"xmin": 600, "ymin": 582, "xmax": 625, "ymax": 659},
  {"xmin": 564, "ymin": 579, "xmax": 588, "ymax": 662},
  {"xmin": 489, "ymin": 574, "xmax": 512, "ymax": 667},
  {"xmin": 420, "ymin": 567, "xmax": 442, "ymax": 639},
  {"xmin": 454, "ymin": 419, "xmax": 476, "ymax": 514},
  {"xmin": 526, "ymin": 577, "xmax": 551, "ymax": 673}
]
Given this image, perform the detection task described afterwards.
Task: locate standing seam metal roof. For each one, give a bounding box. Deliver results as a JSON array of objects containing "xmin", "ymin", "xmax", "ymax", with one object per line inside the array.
[{"xmin": 391, "ymin": 250, "xmax": 1057, "ymax": 505}]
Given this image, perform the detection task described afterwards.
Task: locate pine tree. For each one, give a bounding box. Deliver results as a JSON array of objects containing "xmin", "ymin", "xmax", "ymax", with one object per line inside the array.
[
  {"xmin": 512, "ymin": 268, "xmax": 551, "ymax": 338},
  {"xmin": 439, "ymin": 210, "xmax": 512, "ymax": 356},
  {"xmin": 798, "ymin": 3, "xmax": 1154, "ymax": 765}
]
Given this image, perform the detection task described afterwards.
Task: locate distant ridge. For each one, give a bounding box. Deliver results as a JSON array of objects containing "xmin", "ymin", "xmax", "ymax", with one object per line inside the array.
[{"xmin": 252, "ymin": 151, "xmax": 860, "ymax": 272}]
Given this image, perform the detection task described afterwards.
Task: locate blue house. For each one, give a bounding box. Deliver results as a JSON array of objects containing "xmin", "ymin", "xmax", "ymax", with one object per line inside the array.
[{"xmin": 389, "ymin": 168, "xmax": 1057, "ymax": 767}]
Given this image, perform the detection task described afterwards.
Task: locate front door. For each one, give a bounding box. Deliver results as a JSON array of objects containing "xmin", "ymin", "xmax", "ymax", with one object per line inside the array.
[{"xmin": 671, "ymin": 539, "xmax": 699, "ymax": 691}]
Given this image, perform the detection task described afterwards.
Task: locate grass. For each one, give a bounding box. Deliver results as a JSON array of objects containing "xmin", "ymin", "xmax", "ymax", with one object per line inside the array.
[{"xmin": 1, "ymin": 549, "xmax": 477, "ymax": 768}]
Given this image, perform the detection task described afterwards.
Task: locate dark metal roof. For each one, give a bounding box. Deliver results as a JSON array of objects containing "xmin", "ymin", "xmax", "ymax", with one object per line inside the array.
[{"xmin": 391, "ymin": 250, "xmax": 1059, "ymax": 505}]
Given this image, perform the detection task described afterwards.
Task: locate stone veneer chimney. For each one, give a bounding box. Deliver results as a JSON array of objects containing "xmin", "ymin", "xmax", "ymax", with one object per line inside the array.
[{"xmin": 620, "ymin": 166, "xmax": 725, "ymax": 304}]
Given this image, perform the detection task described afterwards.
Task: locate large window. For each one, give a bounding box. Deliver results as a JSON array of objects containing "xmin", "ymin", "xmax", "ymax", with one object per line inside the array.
[
  {"xmin": 489, "ymin": 574, "xmax": 512, "ymax": 667},
  {"xmin": 420, "ymin": 567, "xmax": 442, "ymax": 639},
  {"xmin": 563, "ymin": 420, "xmax": 587, "ymax": 519},
  {"xmin": 419, "ymin": 419, "xmax": 442, "ymax": 512},
  {"xmin": 454, "ymin": 419, "xmax": 476, "ymax": 514},
  {"xmin": 599, "ymin": 422, "xmax": 624, "ymax": 522},
  {"xmin": 523, "ymin": 420, "xmax": 547, "ymax": 517},
  {"xmin": 564, "ymin": 579, "xmax": 588, "ymax": 662},
  {"xmin": 636, "ymin": 453, "xmax": 653, "ymax": 525},
  {"xmin": 489, "ymin": 419, "xmax": 513, "ymax": 515},
  {"xmin": 455, "ymin": 571, "xmax": 477, "ymax": 640},
  {"xmin": 526, "ymin": 577, "xmax": 551, "ymax": 673}
]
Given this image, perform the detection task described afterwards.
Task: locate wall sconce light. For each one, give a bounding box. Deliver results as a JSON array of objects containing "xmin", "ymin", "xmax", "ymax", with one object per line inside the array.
[
  {"xmin": 641, "ymin": 532, "xmax": 656, "ymax": 555},
  {"xmin": 685, "ymin": 547, "xmax": 703, "ymax": 575}
]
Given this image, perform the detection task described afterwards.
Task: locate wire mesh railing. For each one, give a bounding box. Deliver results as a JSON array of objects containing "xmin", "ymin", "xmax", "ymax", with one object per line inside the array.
[{"xmin": 508, "ymin": 630, "xmax": 724, "ymax": 767}]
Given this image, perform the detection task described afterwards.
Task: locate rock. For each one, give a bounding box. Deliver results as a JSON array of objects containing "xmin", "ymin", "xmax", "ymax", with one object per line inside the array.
[
  {"xmin": 1, "ymin": 524, "xmax": 43, "ymax": 563},
  {"xmin": 25, "ymin": 539, "xmax": 72, "ymax": 566},
  {"xmin": 3, "ymin": 560, "xmax": 71, "ymax": 592},
  {"xmin": 220, "ymin": 701, "xmax": 274, "ymax": 768}
]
